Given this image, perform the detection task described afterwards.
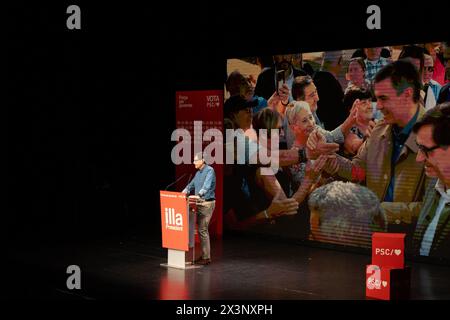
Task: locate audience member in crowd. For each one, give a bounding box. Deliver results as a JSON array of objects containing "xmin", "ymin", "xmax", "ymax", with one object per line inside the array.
[
  {"xmin": 280, "ymin": 102, "xmax": 335, "ymax": 238},
  {"xmin": 285, "ymin": 101, "xmax": 333, "ymax": 196},
  {"xmin": 438, "ymin": 82, "xmax": 450, "ymax": 103},
  {"xmin": 226, "ymin": 70, "xmax": 294, "ymax": 113},
  {"xmin": 255, "ymin": 54, "xmax": 307, "ymax": 101},
  {"xmin": 344, "ymin": 57, "xmax": 371, "ymax": 94},
  {"xmin": 256, "ymin": 55, "xmax": 274, "ymax": 73},
  {"xmin": 291, "ymin": 53, "xmax": 303, "ymax": 71},
  {"xmin": 308, "ymin": 181, "xmax": 387, "ymax": 248},
  {"xmin": 292, "ymin": 75, "xmax": 356, "ymax": 145},
  {"xmin": 226, "ymin": 70, "xmax": 267, "ymax": 113},
  {"xmin": 422, "ymin": 53, "xmax": 443, "ymax": 110},
  {"xmin": 313, "ymin": 52, "xmax": 348, "ymax": 130},
  {"xmin": 352, "ymin": 47, "xmax": 392, "ymax": 60},
  {"xmin": 399, "ymin": 45, "xmax": 425, "ymax": 78},
  {"xmin": 341, "ymin": 87, "xmax": 376, "ymax": 157},
  {"xmin": 320, "ymin": 50, "xmax": 346, "ymax": 88},
  {"xmin": 223, "ymin": 97, "xmax": 301, "ymax": 230},
  {"xmin": 398, "ymin": 45, "xmax": 428, "ymax": 106},
  {"xmin": 424, "ymin": 42, "xmax": 446, "ymax": 85},
  {"xmin": 437, "ymin": 43, "xmax": 450, "ymax": 100},
  {"xmin": 363, "ymin": 47, "xmax": 390, "ymax": 82},
  {"xmin": 252, "ymin": 54, "xmax": 307, "ymax": 148}
]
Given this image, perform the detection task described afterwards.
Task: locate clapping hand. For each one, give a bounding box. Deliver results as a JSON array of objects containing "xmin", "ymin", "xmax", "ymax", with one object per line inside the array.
[
  {"xmin": 267, "ymin": 190, "xmax": 299, "ymax": 219},
  {"xmin": 306, "ymin": 129, "xmax": 339, "ymax": 160}
]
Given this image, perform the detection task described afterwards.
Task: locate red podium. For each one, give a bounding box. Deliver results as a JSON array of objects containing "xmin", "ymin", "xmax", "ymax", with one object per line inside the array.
[
  {"xmin": 366, "ymin": 233, "xmax": 411, "ymax": 300},
  {"xmin": 159, "ymin": 191, "xmax": 203, "ymax": 269}
]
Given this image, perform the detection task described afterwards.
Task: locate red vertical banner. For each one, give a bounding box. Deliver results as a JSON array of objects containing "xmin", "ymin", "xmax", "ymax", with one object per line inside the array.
[{"xmin": 175, "ymin": 90, "xmax": 223, "ymax": 238}]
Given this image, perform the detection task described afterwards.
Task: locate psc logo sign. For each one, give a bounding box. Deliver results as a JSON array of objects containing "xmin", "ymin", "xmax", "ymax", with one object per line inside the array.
[
  {"xmin": 374, "ymin": 248, "xmax": 402, "ymax": 256},
  {"xmin": 372, "ymin": 233, "xmax": 405, "ymax": 269}
]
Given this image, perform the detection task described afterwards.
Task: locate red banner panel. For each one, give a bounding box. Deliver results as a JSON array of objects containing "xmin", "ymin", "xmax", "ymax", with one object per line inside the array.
[
  {"xmin": 160, "ymin": 191, "xmax": 189, "ymax": 251},
  {"xmin": 175, "ymin": 90, "xmax": 224, "ymax": 238}
]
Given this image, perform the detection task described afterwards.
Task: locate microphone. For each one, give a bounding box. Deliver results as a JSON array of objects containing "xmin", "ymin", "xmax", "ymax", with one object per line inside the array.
[
  {"xmin": 184, "ymin": 173, "xmax": 193, "ymax": 193},
  {"xmin": 164, "ymin": 173, "xmax": 187, "ymax": 191},
  {"xmin": 186, "ymin": 173, "xmax": 193, "ymax": 186}
]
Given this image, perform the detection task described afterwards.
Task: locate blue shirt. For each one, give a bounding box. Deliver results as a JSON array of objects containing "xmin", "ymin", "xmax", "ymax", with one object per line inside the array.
[
  {"xmin": 182, "ymin": 164, "xmax": 216, "ymax": 200},
  {"xmin": 384, "ymin": 108, "xmax": 419, "ymax": 202},
  {"xmin": 365, "ymin": 57, "xmax": 390, "ymax": 82},
  {"xmin": 251, "ymin": 96, "xmax": 268, "ymax": 114}
]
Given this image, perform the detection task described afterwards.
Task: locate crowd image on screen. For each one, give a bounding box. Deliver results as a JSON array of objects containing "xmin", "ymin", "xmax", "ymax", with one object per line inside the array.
[{"xmin": 224, "ymin": 42, "xmax": 450, "ymax": 261}]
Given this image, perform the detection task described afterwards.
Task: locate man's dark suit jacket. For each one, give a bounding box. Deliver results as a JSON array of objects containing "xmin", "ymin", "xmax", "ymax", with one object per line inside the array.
[{"xmin": 411, "ymin": 178, "xmax": 450, "ymax": 262}]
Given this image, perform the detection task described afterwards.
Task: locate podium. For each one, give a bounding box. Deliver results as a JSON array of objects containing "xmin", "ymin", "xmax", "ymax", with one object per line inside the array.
[{"xmin": 159, "ymin": 191, "xmax": 202, "ymax": 269}]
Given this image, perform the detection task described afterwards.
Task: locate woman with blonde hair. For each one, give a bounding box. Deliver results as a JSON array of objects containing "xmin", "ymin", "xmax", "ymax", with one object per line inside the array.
[{"xmin": 285, "ymin": 101, "xmax": 332, "ymax": 202}]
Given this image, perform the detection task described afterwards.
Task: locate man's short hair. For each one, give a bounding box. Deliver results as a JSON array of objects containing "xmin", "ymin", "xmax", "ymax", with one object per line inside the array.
[
  {"xmin": 398, "ymin": 45, "xmax": 425, "ymax": 74},
  {"xmin": 308, "ymin": 181, "xmax": 387, "ymax": 247},
  {"xmin": 252, "ymin": 108, "xmax": 281, "ymax": 137},
  {"xmin": 343, "ymin": 86, "xmax": 373, "ymax": 112},
  {"xmin": 346, "ymin": 57, "xmax": 366, "ymax": 73},
  {"xmin": 292, "ymin": 75, "xmax": 313, "ymax": 101},
  {"xmin": 374, "ymin": 60, "xmax": 422, "ymax": 103},
  {"xmin": 285, "ymin": 101, "xmax": 311, "ymax": 126},
  {"xmin": 224, "ymin": 95, "xmax": 258, "ymax": 119},
  {"xmin": 225, "ymin": 70, "xmax": 245, "ymax": 95},
  {"xmin": 412, "ymin": 102, "xmax": 450, "ymax": 146},
  {"xmin": 193, "ymin": 152, "xmax": 204, "ymax": 162}
]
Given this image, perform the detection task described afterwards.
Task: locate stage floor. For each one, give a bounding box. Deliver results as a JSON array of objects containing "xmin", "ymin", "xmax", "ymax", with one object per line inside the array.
[{"xmin": 3, "ymin": 230, "xmax": 450, "ymax": 300}]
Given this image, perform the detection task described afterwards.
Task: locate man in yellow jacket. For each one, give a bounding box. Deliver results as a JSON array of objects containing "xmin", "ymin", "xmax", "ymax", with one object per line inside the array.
[{"xmin": 312, "ymin": 60, "xmax": 428, "ymax": 238}]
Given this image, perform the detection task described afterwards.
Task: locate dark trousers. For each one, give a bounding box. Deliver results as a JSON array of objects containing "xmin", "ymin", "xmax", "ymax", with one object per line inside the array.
[{"xmin": 189, "ymin": 200, "xmax": 215, "ymax": 259}]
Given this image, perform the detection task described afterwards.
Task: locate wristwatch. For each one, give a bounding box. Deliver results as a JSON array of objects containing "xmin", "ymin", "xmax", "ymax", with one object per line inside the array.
[
  {"xmin": 263, "ymin": 209, "xmax": 271, "ymax": 220},
  {"xmin": 297, "ymin": 147, "xmax": 307, "ymax": 163}
]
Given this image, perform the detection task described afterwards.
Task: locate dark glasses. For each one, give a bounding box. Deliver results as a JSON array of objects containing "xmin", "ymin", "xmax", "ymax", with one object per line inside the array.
[{"xmin": 416, "ymin": 141, "xmax": 440, "ymax": 157}]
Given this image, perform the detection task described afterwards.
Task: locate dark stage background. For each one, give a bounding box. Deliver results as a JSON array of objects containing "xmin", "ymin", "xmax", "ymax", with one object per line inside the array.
[{"xmin": 7, "ymin": 2, "xmax": 450, "ymax": 246}]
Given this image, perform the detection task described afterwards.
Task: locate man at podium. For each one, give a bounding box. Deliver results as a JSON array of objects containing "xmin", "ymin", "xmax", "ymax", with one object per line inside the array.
[{"xmin": 182, "ymin": 152, "xmax": 216, "ymax": 265}]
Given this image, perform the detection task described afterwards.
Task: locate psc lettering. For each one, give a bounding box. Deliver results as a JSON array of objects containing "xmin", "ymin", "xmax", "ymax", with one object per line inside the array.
[{"xmin": 375, "ymin": 248, "xmax": 402, "ymax": 256}]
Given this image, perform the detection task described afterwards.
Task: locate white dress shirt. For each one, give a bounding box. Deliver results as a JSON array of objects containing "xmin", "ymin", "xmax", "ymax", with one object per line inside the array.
[{"xmin": 420, "ymin": 179, "xmax": 450, "ymax": 256}]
